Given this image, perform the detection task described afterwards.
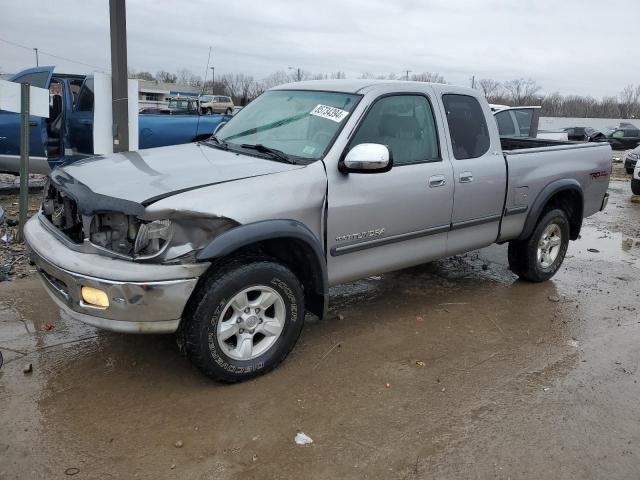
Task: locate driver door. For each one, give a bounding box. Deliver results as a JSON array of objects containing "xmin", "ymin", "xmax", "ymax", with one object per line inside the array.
[
  {"xmin": 4, "ymin": 66, "xmax": 55, "ymax": 159},
  {"xmin": 326, "ymin": 92, "xmax": 454, "ymax": 285}
]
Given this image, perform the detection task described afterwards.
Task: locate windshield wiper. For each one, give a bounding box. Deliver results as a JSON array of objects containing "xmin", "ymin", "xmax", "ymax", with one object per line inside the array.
[
  {"xmin": 239, "ymin": 144, "xmax": 296, "ymax": 164},
  {"xmin": 204, "ymin": 135, "xmax": 229, "ymax": 150}
]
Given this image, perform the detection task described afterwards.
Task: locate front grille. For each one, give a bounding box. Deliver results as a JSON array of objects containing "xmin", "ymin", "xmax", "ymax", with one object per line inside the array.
[{"xmin": 42, "ymin": 182, "xmax": 84, "ymax": 243}]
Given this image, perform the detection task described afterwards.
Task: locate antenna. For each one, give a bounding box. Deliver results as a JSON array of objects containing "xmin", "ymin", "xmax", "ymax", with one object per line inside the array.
[{"xmin": 196, "ymin": 46, "xmax": 213, "ymax": 135}]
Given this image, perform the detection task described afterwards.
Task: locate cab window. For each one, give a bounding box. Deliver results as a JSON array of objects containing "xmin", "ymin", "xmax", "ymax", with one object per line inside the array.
[
  {"xmin": 443, "ymin": 94, "xmax": 490, "ymax": 160},
  {"xmin": 349, "ymin": 95, "xmax": 440, "ymax": 165}
]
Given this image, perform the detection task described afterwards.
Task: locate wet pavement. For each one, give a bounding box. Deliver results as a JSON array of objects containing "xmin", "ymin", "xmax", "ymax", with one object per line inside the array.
[{"xmin": 1, "ymin": 180, "xmax": 639, "ymax": 479}]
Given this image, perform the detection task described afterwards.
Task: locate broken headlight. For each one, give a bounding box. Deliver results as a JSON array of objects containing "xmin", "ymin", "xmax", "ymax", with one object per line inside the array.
[{"xmin": 133, "ymin": 219, "xmax": 174, "ymax": 257}]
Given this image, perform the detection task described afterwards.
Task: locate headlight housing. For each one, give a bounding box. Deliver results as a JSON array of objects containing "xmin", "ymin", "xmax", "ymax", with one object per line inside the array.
[{"xmin": 134, "ymin": 219, "xmax": 174, "ymax": 257}]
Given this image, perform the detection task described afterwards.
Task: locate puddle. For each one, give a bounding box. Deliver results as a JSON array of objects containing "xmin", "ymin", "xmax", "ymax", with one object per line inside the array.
[{"xmin": 571, "ymin": 225, "xmax": 640, "ymax": 268}]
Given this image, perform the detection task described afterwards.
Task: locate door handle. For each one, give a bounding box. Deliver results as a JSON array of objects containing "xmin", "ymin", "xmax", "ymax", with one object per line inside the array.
[
  {"xmin": 459, "ymin": 172, "xmax": 474, "ymax": 183},
  {"xmin": 429, "ymin": 175, "xmax": 446, "ymax": 187},
  {"xmin": 29, "ymin": 121, "xmax": 38, "ymax": 127}
]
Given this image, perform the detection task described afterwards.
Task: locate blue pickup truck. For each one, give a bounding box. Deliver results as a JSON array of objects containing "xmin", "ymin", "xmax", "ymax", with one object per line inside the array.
[{"xmin": 0, "ymin": 66, "xmax": 229, "ymax": 174}]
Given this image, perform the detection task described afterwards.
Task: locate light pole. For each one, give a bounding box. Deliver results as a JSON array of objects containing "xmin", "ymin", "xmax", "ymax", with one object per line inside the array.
[
  {"xmin": 288, "ymin": 66, "xmax": 301, "ymax": 82},
  {"xmin": 404, "ymin": 70, "xmax": 411, "ymax": 81},
  {"xmin": 210, "ymin": 66, "xmax": 215, "ymax": 94},
  {"xmin": 33, "ymin": 48, "xmax": 38, "ymax": 67}
]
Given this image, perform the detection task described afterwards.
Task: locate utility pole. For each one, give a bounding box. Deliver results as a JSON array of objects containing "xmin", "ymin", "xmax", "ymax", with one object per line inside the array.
[
  {"xmin": 405, "ymin": 70, "xmax": 411, "ymax": 81},
  {"xmin": 17, "ymin": 83, "xmax": 29, "ymax": 242},
  {"xmin": 109, "ymin": 0, "xmax": 129, "ymax": 153},
  {"xmin": 471, "ymin": 75, "xmax": 476, "ymax": 89},
  {"xmin": 288, "ymin": 66, "xmax": 302, "ymax": 82},
  {"xmin": 210, "ymin": 66, "xmax": 215, "ymax": 94},
  {"xmin": 33, "ymin": 48, "xmax": 38, "ymax": 67}
]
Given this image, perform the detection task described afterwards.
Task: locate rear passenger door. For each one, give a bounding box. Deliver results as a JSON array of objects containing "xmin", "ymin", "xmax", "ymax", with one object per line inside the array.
[{"xmin": 441, "ymin": 93, "xmax": 507, "ymax": 255}]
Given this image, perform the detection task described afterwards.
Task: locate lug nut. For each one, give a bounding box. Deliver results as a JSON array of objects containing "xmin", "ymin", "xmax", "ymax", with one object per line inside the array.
[
  {"xmin": 255, "ymin": 308, "xmax": 260, "ymax": 313},
  {"xmin": 239, "ymin": 328, "xmax": 244, "ymax": 334},
  {"xmin": 249, "ymin": 329, "xmax": 254, "ymax": 334},
  {"xmin": 236, "ymin": 318, "xmax": 242, "ymax": 323},
  {"xmin": 244, "ymin": 307, "xmax": 250, "ymax": 313},
  {"xmin": 259, "ymin": 318, "xmax": 263, "ymax": 324}
]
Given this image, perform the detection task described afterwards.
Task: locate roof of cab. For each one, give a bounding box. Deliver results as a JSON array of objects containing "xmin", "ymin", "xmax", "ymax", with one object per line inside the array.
[{"xmin": 270, "ymin": 79, "xmax": 476, "ymax": 96}]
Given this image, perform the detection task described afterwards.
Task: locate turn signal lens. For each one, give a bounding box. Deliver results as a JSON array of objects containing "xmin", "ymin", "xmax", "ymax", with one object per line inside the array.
[{"xmin": 81, "ymin": 286, "xmax": 110, "ymax": 308}]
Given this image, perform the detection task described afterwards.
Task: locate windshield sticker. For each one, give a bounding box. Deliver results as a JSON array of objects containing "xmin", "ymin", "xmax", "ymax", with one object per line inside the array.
[{"xmin": 310, "ymin": 104, "xmax": 349, "ymax": 123}]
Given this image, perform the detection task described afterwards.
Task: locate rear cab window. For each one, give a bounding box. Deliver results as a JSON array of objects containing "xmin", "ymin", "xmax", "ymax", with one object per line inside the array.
[
  {"xmin": 75, "ymin": 79, "xmax": 94, "ymax": 112},
  {"xmin": 442, "ymin": 94, "xmax": 490, "ymax": 160}
]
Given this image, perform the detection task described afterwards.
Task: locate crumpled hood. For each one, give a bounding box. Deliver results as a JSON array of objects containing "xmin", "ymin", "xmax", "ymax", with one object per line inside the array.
[{"xmin": 56, "ymin": 142, "xmax": 303, "ymax": 206}]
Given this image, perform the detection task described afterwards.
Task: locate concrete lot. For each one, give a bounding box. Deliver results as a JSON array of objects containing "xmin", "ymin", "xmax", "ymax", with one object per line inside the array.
[{"xmin": 1, "ymin": 176, "xmax": 639, "ymax": 479}]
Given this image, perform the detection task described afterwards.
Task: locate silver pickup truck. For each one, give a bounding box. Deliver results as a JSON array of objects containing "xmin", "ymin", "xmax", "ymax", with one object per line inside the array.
[{"xmin": 25, "ymin": 80, "xmax": 612, "ymax": 382}]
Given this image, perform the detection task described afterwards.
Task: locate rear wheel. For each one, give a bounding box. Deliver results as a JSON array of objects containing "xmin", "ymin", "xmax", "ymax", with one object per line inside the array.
[
  {"xmin": 225, "ymin": 108, "xmax": 232, "ymax": 115},
  {"xmin": 182, "ymin": 258, "xmax": 305, "ymax": 382},
  {"xmin": 632, "ymin": 178, "xmax": 640, "ymax": 195},
  {"xmin": 627, "ymin": 167, "xmax": 635, "ymax": 175},
  {"xmin": 508, "ymin": 209, "xmax": 570, "ymax": 282}
]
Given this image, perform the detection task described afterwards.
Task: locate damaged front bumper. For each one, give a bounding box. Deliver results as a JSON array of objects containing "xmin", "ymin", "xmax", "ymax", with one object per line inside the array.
[{"xmin": 24, "ymin": 214, "xmax": 210, "ymax": 334}]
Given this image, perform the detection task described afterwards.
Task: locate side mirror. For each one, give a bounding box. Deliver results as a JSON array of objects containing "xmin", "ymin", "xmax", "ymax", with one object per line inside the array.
[
  {"xmin": 213, "ymin": 121, "xmax": 227, "ymax": 135},
  {"xmin": 340, "ymin": 143, "xmax": 393, "ymax": 173}
]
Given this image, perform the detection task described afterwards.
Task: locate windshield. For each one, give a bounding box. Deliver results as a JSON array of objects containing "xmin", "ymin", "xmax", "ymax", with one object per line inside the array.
[
  {"xmin": 168, "ymin": 99, "xmax": 191, "ymax": 110},
  {"xmin": 217, "ymin": 90, "xmax": 361, "ymax": 161}
]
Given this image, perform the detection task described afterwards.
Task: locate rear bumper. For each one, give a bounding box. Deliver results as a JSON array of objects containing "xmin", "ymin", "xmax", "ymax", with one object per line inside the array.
[{"xmin": 25, "ymin": 214, "xmax": 208, "ymax": 334}]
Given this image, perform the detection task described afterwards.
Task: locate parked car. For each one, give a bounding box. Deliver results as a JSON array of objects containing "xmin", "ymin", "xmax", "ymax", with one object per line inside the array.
[
  {"xmin": 624, "ymin": 146, "xmax": 640, "ymax": 174},
  {"xmin": 606, "ymin": 127, "xmax": 640, "ymax": 150},
  {"xmin": 0, "ymin": 67, "xmax": 230, "ymax": 174},
  {"xmin": 199, "ymin": 95, "xmax": 234, "ymax": 115},
  {"xmin": 633, "ymin": 161, "xmax": 640, "ymax": 195},
  {"xmin": 25, "ymin": 80, "xmax": 611, "ymax": 382},
  {"xmin": 563, "ymin": 127, "xmax": 607, "ymax": 143}
]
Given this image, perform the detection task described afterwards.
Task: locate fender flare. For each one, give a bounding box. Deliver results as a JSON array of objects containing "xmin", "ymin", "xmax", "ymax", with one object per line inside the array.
[
  {"xmin": 196, "ymin": 219, "xmax": 328, "ymax": 315},
  {"xmin": 517, "ymin": 179, "xmax": 584, "ymax": 241}
]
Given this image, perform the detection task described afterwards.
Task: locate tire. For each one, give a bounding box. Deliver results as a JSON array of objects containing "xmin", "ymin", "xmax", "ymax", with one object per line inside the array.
[
  {"xmin": 206, "ymin": 108, "xmax": 213, "ymax": 115},
  {"xmin": 626, "ymin": 168, "xmax": 635, "ymax": 175},
  {"xmin": 632, "ymin": 178, "xmax": 640, "ymax": 195},
  {"xmin": 225, "ymin": 108, "xmax": 232, "ymax": 115},
  {"xmin": 182, "ymin": 258, "xmax": 305, "ymax": 382},
  {"xmin": 508, "ymin": 208, "xmax": 570, "ymax": 282}
]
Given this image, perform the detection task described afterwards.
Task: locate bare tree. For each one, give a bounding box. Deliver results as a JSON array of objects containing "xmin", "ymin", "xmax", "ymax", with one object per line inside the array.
[
  {"xmin": 503, "ymin": 78, "xmax": 541, "ymax": 105},
  {"xmin": 175, "ymin": 68, "xmax": 202, "ymax": 87},
  {"xmin": 330, "ymin": 71, "xmax": 346, "ymax": 79},
  {"xmin": 477, "ymin": 79, "xmax": 502, "ymax": 99},
  {"xmin": 410, "ymin": 72, "xmax": 446, "ymax": 84},
  {"xmin": 261, "ymin": 70, "xmax": 291, "ymax": 90},
  {"xmin": 619, "ymin": 84, "xmax": 640, "ymax": 118},
  {"xmin": 130, "ymin": 71, "xmax": 154, "ymax": 81},
  {"xmin": 156, "ymin": 70, "xmax": 177, "ymax": 83}
]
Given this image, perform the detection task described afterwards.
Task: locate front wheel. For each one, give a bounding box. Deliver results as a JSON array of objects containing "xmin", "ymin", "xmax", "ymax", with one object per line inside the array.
[
  {"xmin": 225, "ymin": 108, "xmax": 232, "ymax": 115},
  {"xmin": 632, "ymin": 178, "xmax": 640, "ymax": 195},
  {"xmin": 626, "ymin": 167, "xmax": 635, "ymax": 175},
  {"xmin": 508, "ymin": 209, "xmax": 570, "ymax": 282},
  {"xmin": 182, "ymin": 258, "xmax": 305, "ymax": 382}
]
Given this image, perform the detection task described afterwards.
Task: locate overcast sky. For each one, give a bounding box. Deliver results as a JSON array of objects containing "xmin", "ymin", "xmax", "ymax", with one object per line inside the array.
[{"xmin": 0, "ymin": 0, "xmax": 636, "ymax": 98}]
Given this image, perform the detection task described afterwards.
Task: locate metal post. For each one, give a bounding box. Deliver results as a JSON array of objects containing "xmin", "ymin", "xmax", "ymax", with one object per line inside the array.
[
  {"xmin": 109, "ymin": 0, "xmax": 129, "ymax": 153},
  {"xmin": 17, "ymin": 83, "xmax": 30, "ymax": 242},
  {"xmin": 33, "ymin": 48, "xmax": 39, "ymax": 67},
  {"xmin": 297, "ymin": 68, "xmax": 301, "ymax": 82},
  {"xmin": 210, "ymin": 66, "xmax": 215, "ymax": 94}
]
